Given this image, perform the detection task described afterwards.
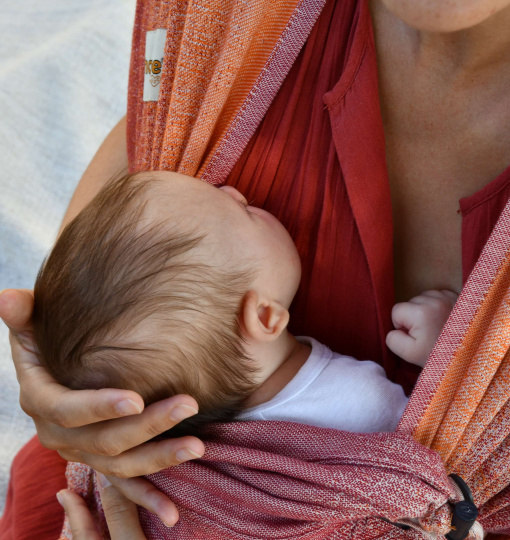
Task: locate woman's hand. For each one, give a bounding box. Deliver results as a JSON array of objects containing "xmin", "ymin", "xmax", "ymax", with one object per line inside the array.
[
  {"xmin": 0, "ymin": 288, "xmax": 205, "ymax": 526},
  {"xmin": 57, "ymin": 474, "xmax": 147, "ymax": 540}
]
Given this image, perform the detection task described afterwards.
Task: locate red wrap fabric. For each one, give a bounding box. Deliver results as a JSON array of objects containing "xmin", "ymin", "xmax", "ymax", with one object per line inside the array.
[
  {"xmin": 0, "ymin": 437, "xmax": 67, "ymax": 540},
  {"xmin": 64, "ymin": 425, "xmax": 471, "ymax": 539}
]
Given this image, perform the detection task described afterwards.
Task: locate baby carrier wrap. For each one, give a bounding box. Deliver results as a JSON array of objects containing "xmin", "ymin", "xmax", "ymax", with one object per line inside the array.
[{"xmin": 61, "ymin": 0, "xmax": 510, "ymax": 537}]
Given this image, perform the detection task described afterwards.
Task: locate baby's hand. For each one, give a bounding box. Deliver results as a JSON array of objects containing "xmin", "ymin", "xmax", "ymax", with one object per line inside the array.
[{"xmin": 386, "ymin": 290, "xmax": 458, "ymax": 367}]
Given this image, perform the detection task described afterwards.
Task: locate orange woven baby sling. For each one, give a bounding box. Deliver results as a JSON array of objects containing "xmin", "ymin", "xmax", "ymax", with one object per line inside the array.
[{"xmin": 62, "ymin": 0, "xmax": 510, "ymax": 538}]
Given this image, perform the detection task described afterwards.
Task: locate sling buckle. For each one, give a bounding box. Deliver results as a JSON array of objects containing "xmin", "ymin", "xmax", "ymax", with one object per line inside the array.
[{"xmin": 445, "ymin": 474, "xmax": 479, "ymax": 540}]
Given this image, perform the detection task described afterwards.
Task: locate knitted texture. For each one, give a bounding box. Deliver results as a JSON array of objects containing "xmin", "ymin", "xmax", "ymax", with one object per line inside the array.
[
  {"xmin": 63, "ymin": 427, "xmax": 485, "ymax": 539},
  {"xmin": 127, "ymin": 0, "xmax": 325, "ymax": 180}
]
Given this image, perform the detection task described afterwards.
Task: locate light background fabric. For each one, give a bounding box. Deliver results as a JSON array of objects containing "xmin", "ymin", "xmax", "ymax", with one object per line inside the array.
[{"xmin": 0, "ymin": 0, "xmax": 136, "ymax": 512}]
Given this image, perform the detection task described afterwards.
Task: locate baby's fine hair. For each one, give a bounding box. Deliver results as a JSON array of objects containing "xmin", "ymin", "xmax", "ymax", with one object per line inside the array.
[{"xmin": 33, "ymin": 172, "xmax": 259, "ymax": 436}]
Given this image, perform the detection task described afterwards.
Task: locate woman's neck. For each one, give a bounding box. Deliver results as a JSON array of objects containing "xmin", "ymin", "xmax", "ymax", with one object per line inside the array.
[{"xmin": 372, "ymin": 1, "xmax": 510, "ymax": 81}]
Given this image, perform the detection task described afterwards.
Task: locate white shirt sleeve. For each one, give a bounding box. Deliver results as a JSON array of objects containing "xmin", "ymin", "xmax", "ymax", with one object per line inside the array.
[{"xmin": 237, "ymin": 337, "xmax": 409, "ymax": 433}]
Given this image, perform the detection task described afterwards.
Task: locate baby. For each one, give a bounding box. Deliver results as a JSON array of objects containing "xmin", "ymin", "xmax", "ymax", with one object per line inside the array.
[{"xmin": 32, "ymin": 172, "xmax": 457, "ymax": 436}]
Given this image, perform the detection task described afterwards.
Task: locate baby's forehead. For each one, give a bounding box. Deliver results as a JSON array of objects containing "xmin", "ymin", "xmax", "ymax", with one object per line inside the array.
[
  {"xmin": 142, "ymin": 173, "xmax": 233, "ymax": 235},
  {"xmin": 147, "ymin": 172, "xmax": 221, "ymax": 208},
  {"xmin": 147, "ymin": 173, "xmax": 238, "ymax": 226}
]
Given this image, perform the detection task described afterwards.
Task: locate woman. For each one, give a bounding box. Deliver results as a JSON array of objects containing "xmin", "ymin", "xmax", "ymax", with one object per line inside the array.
[{"xmin": 1, "ymin": 0, "xmax": 510, "ymax": 537}]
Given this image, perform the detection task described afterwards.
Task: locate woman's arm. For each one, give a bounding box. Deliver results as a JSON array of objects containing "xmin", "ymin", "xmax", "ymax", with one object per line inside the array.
[
  {"xmin": 59, "ymin": 115, "xmax": 128, "ymax": 232},
  {"xmin": 1, "ymin": 117, "xmax": 204, "ymax": 526}
]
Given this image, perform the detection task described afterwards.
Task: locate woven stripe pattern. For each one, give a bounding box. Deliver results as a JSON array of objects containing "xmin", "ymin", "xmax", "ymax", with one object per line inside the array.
[
  {"xmin": 397, "ymin": 200, "xmax": 510, "ymax": 531},
  {"xmin": 127, "ymin": 0, "xmax": 322, "ymax": 179},
  {"xmin": 63, "ymin": 427, "xmax": 484, "ymax": 539}
]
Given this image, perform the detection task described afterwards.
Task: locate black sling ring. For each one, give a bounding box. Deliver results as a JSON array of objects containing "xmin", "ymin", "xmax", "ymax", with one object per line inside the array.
[{"xmin": 445, "ymin": 474, "xmax": 479, "ymax": 540}]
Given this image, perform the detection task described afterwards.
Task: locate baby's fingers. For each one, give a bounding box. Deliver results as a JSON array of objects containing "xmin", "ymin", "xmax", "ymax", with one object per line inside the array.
[
  {"xmin": 390, "ymin": 302, "xmax": 420, "ymax": 331},
  {"xmin": 419, "ymin": 289, "xmax": 458, "ymax": 303},
  {"xmin": 386, "ymin": 329, "xmax": 420, "ymax": 365}
]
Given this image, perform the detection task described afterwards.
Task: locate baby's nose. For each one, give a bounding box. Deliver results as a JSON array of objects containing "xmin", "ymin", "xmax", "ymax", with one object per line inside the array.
[{"xmin": 218, "ymin": 185, "xmax": 248, "ymax": 206}]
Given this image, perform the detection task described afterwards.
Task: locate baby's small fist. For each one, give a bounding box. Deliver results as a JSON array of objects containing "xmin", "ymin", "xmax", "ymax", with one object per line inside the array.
[{"xmin": 386, "ymin": 290, "xmax": 458, "ymax": 367}]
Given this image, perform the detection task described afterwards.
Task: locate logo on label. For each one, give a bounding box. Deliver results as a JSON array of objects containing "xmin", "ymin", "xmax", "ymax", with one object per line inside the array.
[
  {"xmin": 150, "ymin": 75, "xmax": 161, "ymax": 87},
  {"xmin": 143, "ymin": 29, "xmax": 167, "ymax": 102},
  {"xmin": 146, "ymin": 59, "xmax": 163, "ymax": 87}
]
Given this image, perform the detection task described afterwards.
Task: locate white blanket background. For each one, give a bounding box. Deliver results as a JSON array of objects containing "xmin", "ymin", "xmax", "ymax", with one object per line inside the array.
[{"xmin": 0, "ymin": 0, "xmax": 135, "ymax": 512}]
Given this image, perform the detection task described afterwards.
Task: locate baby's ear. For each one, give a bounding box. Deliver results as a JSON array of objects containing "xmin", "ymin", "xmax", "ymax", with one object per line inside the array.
[{"xmin": 240, "ymin": 290, "xmax": 289, "ymax": 343}]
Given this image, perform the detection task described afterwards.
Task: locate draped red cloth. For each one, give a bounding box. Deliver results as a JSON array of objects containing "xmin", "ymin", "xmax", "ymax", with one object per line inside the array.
[
  {"xmin": 0, "ymin": 437, "xmax": 67, "ymax": 540},
  {"xmin": 64, "ymin": 425, "xmax": 473, "ymax": 539},
  {"xmin": 2, "ymin": 0, "xmax": 510, "ymax": 537}
]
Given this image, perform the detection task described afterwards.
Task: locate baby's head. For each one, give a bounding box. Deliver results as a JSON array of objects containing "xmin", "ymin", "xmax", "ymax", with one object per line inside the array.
[{"xmin": 33, "ymin": 171, "xmax": 301, "ymax": 434}]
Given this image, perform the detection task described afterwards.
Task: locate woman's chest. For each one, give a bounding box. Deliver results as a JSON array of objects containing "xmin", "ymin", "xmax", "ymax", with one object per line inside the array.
[
  {"xmin": 382, "ymin": 79, "xmax": 510, "ymax": 301},
  {"xmin": 386, "ymin": 125, "xmax": 510, "ymax": 301},
  {"xmin": 374, "ymin": 11, "xmax": 510, "ymax": 300}
]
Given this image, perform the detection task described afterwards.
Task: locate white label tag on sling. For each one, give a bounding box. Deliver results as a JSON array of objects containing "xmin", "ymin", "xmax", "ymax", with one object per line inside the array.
[{"xmin": 143, "ymin": 29, "xmax": 167, "ymax": 102}]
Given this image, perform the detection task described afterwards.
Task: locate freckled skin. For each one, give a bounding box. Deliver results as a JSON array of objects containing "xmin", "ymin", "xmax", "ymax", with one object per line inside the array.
[
  {"xmin": 380, "ymin": 0, "xmax": 510, "ymax": 32},
  {"xmin": 370, "ymin": 0, "xmax": 510, "ymax": 301}
]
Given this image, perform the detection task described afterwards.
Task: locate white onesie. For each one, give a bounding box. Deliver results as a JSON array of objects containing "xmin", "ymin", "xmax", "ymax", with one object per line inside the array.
[{"xmin": 237, "ymin": 337, "xmax": 409, "ymax": 433}]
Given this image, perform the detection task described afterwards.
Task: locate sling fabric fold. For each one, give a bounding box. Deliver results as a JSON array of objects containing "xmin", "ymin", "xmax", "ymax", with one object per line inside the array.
[
  {"xmin": 63, "ymin": 428, "xmax": 482, "ymax": 539},
  {"xmin": 61, "ymin": 0, "xmax": 510, "ymax": 537},
  {"xmin": 127, "ymin": 0, "xmax": 324, "ymax": 180}
]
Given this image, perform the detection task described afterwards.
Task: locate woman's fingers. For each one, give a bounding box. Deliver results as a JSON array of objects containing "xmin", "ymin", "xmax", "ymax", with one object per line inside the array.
[
  {"xmin": 97, "ymin": 474, "xmax": 148, "ymax": 539},
  {"xmin": 52, "ymin": 394, "xmax": 199, "ymax": 454},
  {"xmin": 2, "ymin": 289, "xmax": 42, "ymax": 387},
  {"xmin": 2, "ymin": 286, "xmax": 204, "ymax": 509},
  {"xmin": 57, "ymin": 489, "xmax": 102, "ymax": 540},
  {"xmin": 0, "ymin": 289, "xmax": 35, "ymax": 335},
  {"xmin": 34, "ymin": 387, "xmax": 145, "ymax": 431},
  {"xmin": 0, "ymin": 288, "xmax": 146, "ymax": 428},
  {"xmin": 15, "ymin": 361, "xmax": 146, "ymax": 430},
  {"xmin": 17, "ymin": 366, "xmax": 145, "ymax": 430},
  {"xmin": 58, "ymin": 483, "xmax": 148, "ymax": 540},
  {"xmin": 107, "ymin": 474, "xmax": 179, "ymax": 527},
  {"xmin": 68, "ymin": 434, "xmax": 205, "ymax": 478}
]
